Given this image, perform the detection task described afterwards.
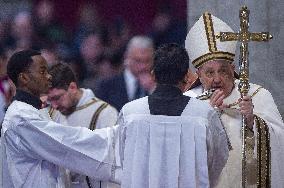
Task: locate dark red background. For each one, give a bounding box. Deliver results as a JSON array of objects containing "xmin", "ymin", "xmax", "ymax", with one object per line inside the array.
[{"xmin": 33, "ymin": 0, "xmax": 187, "ymax": 34}]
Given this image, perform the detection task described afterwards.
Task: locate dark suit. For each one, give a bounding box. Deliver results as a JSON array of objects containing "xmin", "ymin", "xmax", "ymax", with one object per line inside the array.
[{"xmin": 96, "ymin": 73, "xmax": 145, "ymax": 111}]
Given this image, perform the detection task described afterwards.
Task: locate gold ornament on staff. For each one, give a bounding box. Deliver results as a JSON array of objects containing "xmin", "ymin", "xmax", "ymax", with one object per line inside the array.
[{"xmin": 216, "ymin": 6, "xmax": 272, "ymax": 188}]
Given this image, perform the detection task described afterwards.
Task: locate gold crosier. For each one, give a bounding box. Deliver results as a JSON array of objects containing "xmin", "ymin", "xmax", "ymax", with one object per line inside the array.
[{"xmin": 216, "ymin": 6, "xmax": 272, "ymax": 188}]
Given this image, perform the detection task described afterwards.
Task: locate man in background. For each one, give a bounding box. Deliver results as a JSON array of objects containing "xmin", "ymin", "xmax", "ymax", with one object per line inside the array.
[
  {"xmin": 95, "ymin": 36, "xmax": 155, "ymax": 111},
  {"xmin": 47, "ymin": 62, "xmax": 119, "ymax": 188}
]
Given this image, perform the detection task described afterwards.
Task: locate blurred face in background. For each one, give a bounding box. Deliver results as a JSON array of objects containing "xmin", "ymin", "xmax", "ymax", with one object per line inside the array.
[
  {"xmin": 197, "ymin": 60, "xmax": 235, "ymax": 97},
  {"xmin": 40, "ymin": 48, "xmax": 58, "ymax": 67},
  {"xmin": 80, "ymin": 34, "xmax": 103, "ymax": 62},
  {"xmin": 36, "ymin": 0, "xmax": 55, "ymax": 25},
  {"xmin": 79, "ymin": 34, "xmax": 104, "ymax": 76},
  {"xmin": 125, "ymin": 47, "xmax": 153, "ymax": 78},
  {"xmin": 12, "ymin": 12, "xmax": 33, "ymax": 39},
  {"xmin": 11, "ymin": 12, "xmax": 34, "ymax": 50}
]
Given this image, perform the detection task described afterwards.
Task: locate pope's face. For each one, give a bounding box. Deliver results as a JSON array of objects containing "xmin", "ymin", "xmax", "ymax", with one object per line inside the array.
[
  {"xmin": 197, "ymin": 60, "xmax": 235, "ymax": 97},
  {"xmin": 26, "ymin": 55, "xmax": 52, "ymax": 96}
]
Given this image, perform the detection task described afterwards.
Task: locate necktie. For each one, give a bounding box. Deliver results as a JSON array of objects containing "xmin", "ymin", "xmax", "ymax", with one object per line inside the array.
[{"xmin": 134, "ymin": 84, "xmax": 145, "ymax": 99}]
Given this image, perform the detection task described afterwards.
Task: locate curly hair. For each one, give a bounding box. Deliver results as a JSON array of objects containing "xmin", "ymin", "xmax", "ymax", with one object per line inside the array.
[
  {"xmin": 153, "ymin": 43, "xmax": 189, "ymax": 85},
  {"xmin": 7, "ymin": 50, "xmax": 41, "ymax": 86}
]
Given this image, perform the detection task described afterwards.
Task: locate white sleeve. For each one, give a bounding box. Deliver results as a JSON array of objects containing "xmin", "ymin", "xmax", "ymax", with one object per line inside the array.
[
  {"xmin": 206, "ymin": 110, "xmax": 229, "ymax": 187},
  {"xmin": 11, "ymin": 116, "xmax": 118, "ymax": 181}
]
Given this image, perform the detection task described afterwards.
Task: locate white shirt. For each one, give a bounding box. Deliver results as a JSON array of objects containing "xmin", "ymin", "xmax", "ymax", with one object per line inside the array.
[
  {"xmin": 1, "ymin": 100, "xmax": 119, "ymax": 188},
  {"xmin": 123, "ymin": 69, "xmax": 137, "ymax": 101}
]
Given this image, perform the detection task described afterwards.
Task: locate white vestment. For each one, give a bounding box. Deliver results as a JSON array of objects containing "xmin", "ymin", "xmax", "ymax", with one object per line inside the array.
[
  {"xmin": 0, "ymin": 100, "xmax": 120, "ymax": 188},
  {"xmin": 49, "ymin": 88, "xmax": 119, "ymax": 188},
  {"xmin": 184, "ymin": 80, "xmax": 284, "ymax": 188},
  {"xmin": 118, "ymin": 96, "xmax": 229, "ymax": 188}
]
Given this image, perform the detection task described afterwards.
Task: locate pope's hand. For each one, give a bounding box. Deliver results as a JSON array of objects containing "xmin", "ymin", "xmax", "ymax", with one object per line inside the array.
[
  {"xmin": 209, "ymin": 89, "xmax": 228, "ymax": 111},
  {"xmin": 238, "ymin": 95, "xmax": 254, "ymax": 129}
]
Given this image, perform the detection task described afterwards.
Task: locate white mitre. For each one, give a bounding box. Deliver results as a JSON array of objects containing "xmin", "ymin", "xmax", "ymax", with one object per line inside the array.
[{"xmin": 185, "ymin": 12, "xmax": 237, "ymax": 69}]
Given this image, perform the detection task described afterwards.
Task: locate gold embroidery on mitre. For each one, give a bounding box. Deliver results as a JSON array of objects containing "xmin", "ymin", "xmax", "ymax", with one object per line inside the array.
[
  {"xmin": 203, "ymin": 12, "xmax": 217, "ymax": 53},
  {"xmin": 192, "ymin": 12, "xmax": 235, "ymax": 69},
  {"xmin": 193, "ymin": 51, "xmax": 235, "ymax": 68}
]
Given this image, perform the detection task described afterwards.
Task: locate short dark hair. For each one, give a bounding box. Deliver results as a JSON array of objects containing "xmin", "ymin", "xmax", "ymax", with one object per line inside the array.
[
  {"xmin": 7, "ymin": 50, "xmax": 41, "ymax": 86},
  {"xmin": 49, "ymin": 62, "xmax": 77, "ymax": 90},
  {"xmin": 153, "ymin": 43, "xmax": 189, "ymax": 85}
]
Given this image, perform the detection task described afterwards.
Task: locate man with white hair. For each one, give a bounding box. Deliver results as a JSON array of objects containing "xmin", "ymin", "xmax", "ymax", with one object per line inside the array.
[
  {"xmin": 96, "ymin": 36, "xmax": 155, "ymax": 111},
  {"xmin": 184, "ymin": 12, "xmax": 284, "ymax": 188}
]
